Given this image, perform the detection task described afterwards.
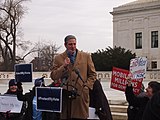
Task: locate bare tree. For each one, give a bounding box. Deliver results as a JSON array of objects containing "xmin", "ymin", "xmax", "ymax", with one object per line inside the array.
[
  {"xmin": 0, "ymin": 0, "xmax": 30, "ymax": 71},
  {"xmin": 30, "ymin": 42, "xmax": 61, "ymax": 71}
]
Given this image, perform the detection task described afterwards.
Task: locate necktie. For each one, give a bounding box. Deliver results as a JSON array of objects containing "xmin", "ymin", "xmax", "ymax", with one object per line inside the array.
[{"xmin": 70, "ymin": 55, "xmax": 74, "ymax": 64}]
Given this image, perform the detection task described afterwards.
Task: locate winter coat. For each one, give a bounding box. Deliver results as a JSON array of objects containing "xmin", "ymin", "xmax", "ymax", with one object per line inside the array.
[
  {"xmin": 89, "ymin": 80, "xmax": 113, "ymax": 120},
  {"xmin": 125, "ymin": 85, "xmax": 149, "ymax": 120},
  {"xmin": 127, "ymin": 92, "xmax": 146, "ymax": 120},
  {"xmin": 50, "ymin": 50, "xmax": 97, "ymax": 119},
  {"xmin": 142, "ymin": 91, "xmax": 160, "ymax": 120},
  {"xmin": 17, "ymin": 88, "xmax": 46, "ymax": 120}
]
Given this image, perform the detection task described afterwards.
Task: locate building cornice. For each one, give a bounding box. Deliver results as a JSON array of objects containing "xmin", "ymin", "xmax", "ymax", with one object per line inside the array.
[{"xmin": 110, "ymin": 1, "xmax": 160, "ymax": 15}]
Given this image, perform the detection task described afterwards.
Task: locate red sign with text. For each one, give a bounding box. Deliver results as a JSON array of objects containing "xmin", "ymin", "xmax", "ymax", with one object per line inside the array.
[{"xmin": 110, "ymin": 67, "xmax": 143, "ymax": 95}]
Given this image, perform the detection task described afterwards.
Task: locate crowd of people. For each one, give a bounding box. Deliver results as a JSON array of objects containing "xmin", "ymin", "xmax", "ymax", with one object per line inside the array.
[
  {"xmin": 0, "ymin": 35, "xmax": 112, "ymax": 120},
  {"xmin": 0, "ymin": 35, "xmax": 159, "ymax": 120},
  {"xmin": 125, "ymin": 77, "xmax": 160, "ymax": 120}
]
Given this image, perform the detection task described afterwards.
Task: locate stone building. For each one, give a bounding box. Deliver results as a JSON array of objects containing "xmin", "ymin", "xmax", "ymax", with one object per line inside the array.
[{"xmin": 110, "ymin": 0, "xmax": 160, "ymax": 70}]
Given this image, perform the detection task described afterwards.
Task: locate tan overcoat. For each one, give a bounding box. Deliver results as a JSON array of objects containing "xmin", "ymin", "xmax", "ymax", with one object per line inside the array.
[{"xmin": 50, "ymin": 50, "xmax": 97, "ymax": 119}]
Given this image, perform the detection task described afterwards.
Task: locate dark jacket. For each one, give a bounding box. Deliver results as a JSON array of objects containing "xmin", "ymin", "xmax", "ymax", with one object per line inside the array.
[
  {"xmin": 125, "ymin": 85, "xmax": 149, "ymax": 120},
  {"xmin": 142, "ymin": 92, "xmax": 160, "ymax": 120},
  {"xmin": 17, "ymin": 87, "xmax": 46, "ymax": 120},
  {"xmin": 127, "ymin": 91, "xmax": 146, "ymax": 120},
  {"xmin": 89, "ymin": 80, "xmax": 113, "ymax": 120}
]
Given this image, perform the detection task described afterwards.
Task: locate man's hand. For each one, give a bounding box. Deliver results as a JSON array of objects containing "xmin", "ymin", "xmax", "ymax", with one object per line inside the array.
[
  {"xmin": 64, "ymin": 57, "xmax": 70, "ymax": 68},
  {"xmin": 126, "ymin": 76, "xmax": 132, "ymax": 86}
]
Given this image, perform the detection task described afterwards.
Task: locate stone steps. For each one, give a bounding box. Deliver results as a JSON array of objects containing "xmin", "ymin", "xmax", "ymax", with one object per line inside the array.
[
  {"xmin": 112, "ymin": 112, "xmax": 127, "ymax": 120},
  {"xmin": 110, "ymin": 104, "xmax": 128, "ymax": 120}
]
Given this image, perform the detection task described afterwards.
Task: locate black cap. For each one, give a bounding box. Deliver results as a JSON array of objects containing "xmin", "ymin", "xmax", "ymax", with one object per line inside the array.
[{"xmin": 9, "ymin": 79, "xmax": 17, "ymax": 87}]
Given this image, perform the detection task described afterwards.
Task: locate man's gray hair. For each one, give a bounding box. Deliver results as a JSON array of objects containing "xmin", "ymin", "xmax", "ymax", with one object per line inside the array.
[{"xmin": 64, "ymin": 35, "xmax": 76, "ymax": 44}]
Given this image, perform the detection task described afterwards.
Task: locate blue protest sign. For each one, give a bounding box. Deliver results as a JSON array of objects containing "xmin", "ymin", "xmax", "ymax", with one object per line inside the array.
[
  {"xmin": 14, "ymin": 64, "xmax": 32, "ymax": 82},
  {"xmin": 36, "ymin": 87, "xmax": 62, "ymax": 112}
]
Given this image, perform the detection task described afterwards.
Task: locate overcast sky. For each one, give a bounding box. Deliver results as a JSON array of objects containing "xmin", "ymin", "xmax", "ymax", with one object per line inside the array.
[{"xmin": 21, "ymin": 0, "xmax": 134, "ymax": 54}]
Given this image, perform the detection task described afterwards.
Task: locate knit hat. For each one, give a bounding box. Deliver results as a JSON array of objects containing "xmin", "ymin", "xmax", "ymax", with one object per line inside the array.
[
  {"xmin": 9, "ymin": 79, "xmax": 17, "ymax": 87},
  {"xmin": 34, "ymin": 77, "xmax": 45, "ymax": 87}
]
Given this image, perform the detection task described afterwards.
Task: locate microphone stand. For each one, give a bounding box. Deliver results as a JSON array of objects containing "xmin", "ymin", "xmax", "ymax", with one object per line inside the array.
[
  {"xmin": 66, "ymin": 76, "xmax": 79, "ymax": 120},
  {"xmin": 60, "ymin": 75, "xmax": 71, "ymax": 119},
  {"xmin": 66, "ymin": 81, "xmax": 70, "ymax": 119},
  {"xmin": 63, "ymin": 68, "xmax": 83, "ymax": 119}
]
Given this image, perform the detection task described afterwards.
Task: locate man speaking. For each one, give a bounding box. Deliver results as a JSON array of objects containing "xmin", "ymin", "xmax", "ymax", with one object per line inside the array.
[{"xmin": 50, "ymin": 35, "xmax": 97, "ymax": 119}]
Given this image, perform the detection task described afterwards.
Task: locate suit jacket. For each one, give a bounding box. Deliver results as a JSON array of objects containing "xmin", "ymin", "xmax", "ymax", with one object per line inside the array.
[{"xmin": 50, "ymin": 50, "xmax": 97, "ymax": 119}]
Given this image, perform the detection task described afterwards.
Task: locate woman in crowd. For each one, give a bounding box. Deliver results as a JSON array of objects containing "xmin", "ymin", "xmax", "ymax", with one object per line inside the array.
[
  {"xmin": 125, "ymin": 77, "xmax": 160, "ymax": 120},
  {"xmin": 126, "ymin": 83, "xmax": 145, "ymax": 120},
  {"xmin": 0, "ymin": 79, "xmax": 26, "ymax": 120},
  {"xmin": 142, "ymin": 89, "xmax": 160, "ymax": 120}
]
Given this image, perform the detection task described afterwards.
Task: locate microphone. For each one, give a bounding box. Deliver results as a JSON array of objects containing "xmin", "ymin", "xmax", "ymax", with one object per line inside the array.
[
  {"xmin": 74, "ymin": 68, "xmax": 84, "ymax": 83},
  {"xmin": 60, "ymin": 74, "xmax": 69, "ymax": 86}
]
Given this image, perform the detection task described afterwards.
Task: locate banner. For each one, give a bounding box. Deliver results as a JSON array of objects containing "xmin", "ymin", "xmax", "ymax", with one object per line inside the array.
[
  {"xmin": 110, "ymin": 67, "xmax": 144, "ymax": 94},
  {"xmin": 130, "ymin": 57, "xmax": 147, "ymax": 79},
  {"xmin": 36, "ymin": 87, "xmax": 62, "ymax": 112},
  {"xmin": 129, "ymin": 57, "xmax": 147, "ymax": 94},
  {"xmin": 110, "ymin": 67, "xmax": 129, "ymax": 92},
  {"xmin": 0, "ymin": 95, "xmax": 23, "ymax": 113},
  {"xmin": 15, "ymin": 64, "xmax": 33, "ymax": 82}
]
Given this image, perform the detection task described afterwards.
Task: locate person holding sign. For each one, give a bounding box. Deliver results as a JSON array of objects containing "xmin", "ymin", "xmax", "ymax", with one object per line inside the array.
[
  {"xmin": 17, "ymin": 77, "xmax": 47, "ymax": 120},
  {"xmin": 126, "ymin": 83, "xmax": 145, "ymax": 120},
  {"xmin": 6, "ymin": 79, "xmax": 18, "ymax": 94},
  {"xmin": 125, "ymin": 77, "xmax": 160, "ymax": 120},
  {"xmin": 0, "ymin": 79, "xmax": 25, "ymax": 120},
  {"xmin": 50, "ymin": 35, "xmax": 97, "ymax": 119}
]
